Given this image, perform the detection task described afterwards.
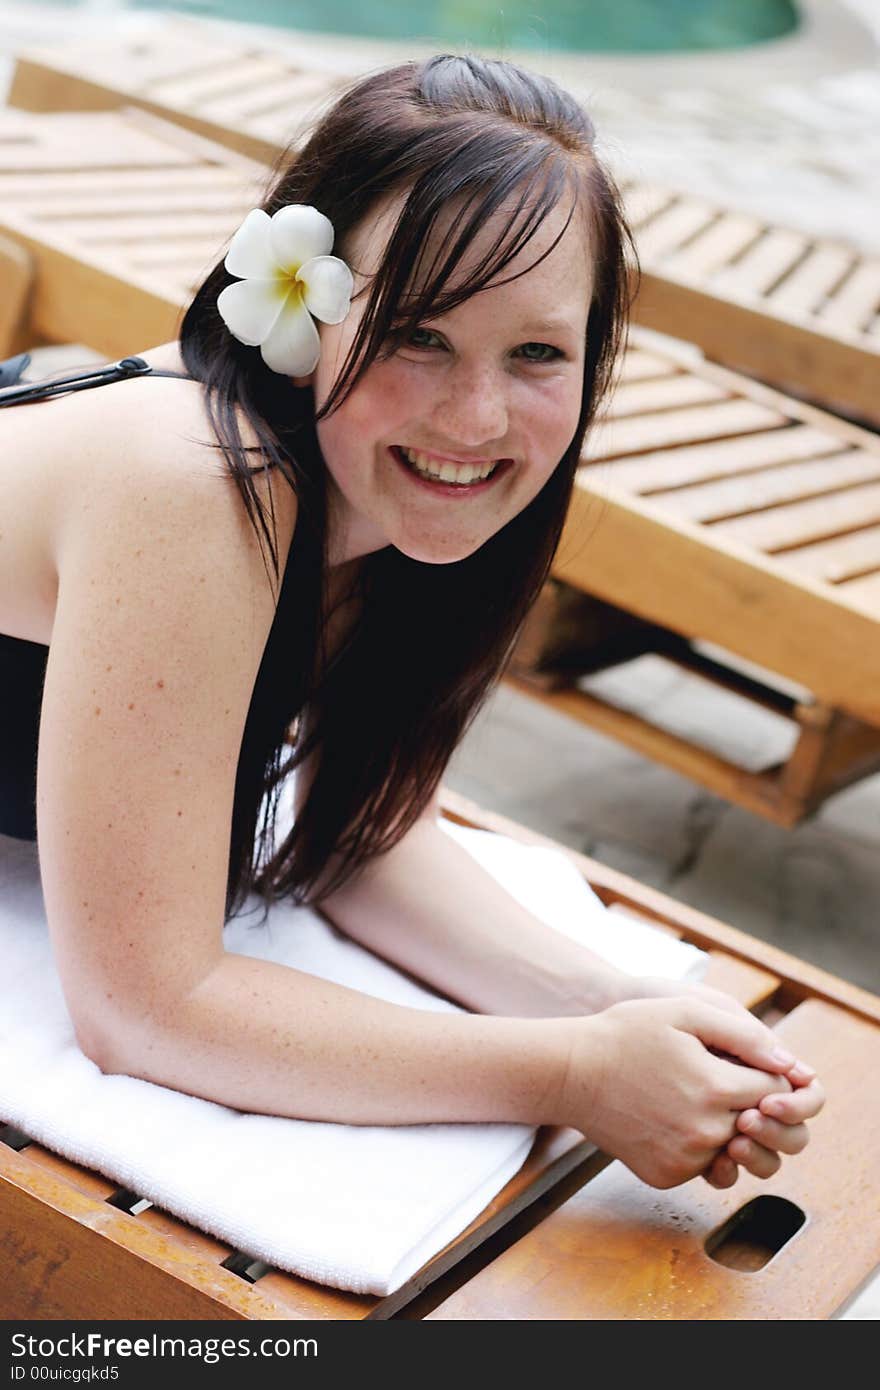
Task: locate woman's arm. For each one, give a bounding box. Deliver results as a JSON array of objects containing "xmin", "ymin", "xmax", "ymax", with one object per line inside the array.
[
  {"xmin": 31, "ymin": 392, "xmax": 815, "ymax": 1186},
  {"xmin": 315, "ymin": 813, "xmax": 629, "ymax": 1017}
]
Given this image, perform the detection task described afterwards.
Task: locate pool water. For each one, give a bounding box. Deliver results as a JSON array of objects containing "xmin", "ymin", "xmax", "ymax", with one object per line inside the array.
[{"xmin": 66, "ymin": 0, "xmax": 800, "ymax": 55}]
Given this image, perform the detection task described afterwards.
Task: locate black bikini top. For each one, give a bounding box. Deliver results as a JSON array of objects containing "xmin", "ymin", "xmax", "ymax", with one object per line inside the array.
[{"xmin": 0, "ymin": 354, "xmax": 194, "ymax": 405}]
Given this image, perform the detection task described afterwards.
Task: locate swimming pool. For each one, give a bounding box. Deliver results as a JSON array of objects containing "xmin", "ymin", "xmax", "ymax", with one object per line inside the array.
[{"xmin": 61, "ymin": 0, "xmax": 800, "ymax": 55}]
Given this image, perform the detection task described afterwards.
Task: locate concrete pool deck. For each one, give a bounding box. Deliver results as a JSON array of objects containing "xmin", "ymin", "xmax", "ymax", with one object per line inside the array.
[{"xmin": 0, "ymin": 0, "xmax": 878, "ymax": 1320}]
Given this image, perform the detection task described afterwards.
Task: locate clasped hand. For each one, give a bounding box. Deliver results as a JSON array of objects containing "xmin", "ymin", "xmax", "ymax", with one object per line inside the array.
[{"xmin": 563, "ymin": 979, "xmax": 825, "ymax": 1191}]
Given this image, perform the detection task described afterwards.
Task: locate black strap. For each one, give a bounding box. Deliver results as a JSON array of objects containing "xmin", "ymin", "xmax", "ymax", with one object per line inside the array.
[
  {"xmin": 0, "ymin": 355, "xmax": 195, "ymax": 406},
  {"xmin": 0, "ymin": 352, "xmax": 31, "ymax": 388}
]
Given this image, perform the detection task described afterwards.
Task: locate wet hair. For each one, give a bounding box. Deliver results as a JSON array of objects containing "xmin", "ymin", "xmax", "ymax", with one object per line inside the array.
[{"xmin": 178, "ymin": 53, "xmax": 636, "ymax": 918}]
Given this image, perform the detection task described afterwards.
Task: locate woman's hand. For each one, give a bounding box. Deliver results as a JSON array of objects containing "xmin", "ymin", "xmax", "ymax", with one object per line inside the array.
[
  {"xmin": 558, "ymin": 997, "xmax": 808, "ymax": 1190},
  {"xmin": 609, "ymin": 974, "xmax": 825, "ymax": 1189}
]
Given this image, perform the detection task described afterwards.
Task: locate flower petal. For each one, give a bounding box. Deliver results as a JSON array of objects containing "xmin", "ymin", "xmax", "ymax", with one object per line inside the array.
[
  {"xmin": 217, "ymin": 277, "xmax": 289, "ymax": 347},
  {"xmin": 270, "ymin": 205, "xmax": 334, "ymax": 272},
  {"xmin": 260, "ymin": 294, "xmax": 321, "ymax": 376},
  {"xmin": 225, "ymin": 208, "xmax": 277, "ymax": 279},
  {"xmin": 297, "ymin": 255, "xmax": 354, "ymax": 325}
]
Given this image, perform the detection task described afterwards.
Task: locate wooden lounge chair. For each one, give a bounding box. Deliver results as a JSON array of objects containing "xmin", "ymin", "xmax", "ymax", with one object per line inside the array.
[
  {"xmin": 0, "ymin": 105, "xmax": 265, "ymax": 358},
  {"xmin": 2, "ymin": 791, "xmax": 878, "ymax": 1319},
  {"xmin": 8, "ymin": 21, "xmax": 350, "ymax": 166},
  {"xmin": 512, "ymin": 334, "xmax": 880, "ymax": 826},
  {"xmin": 10, "ymin": 35, "xmax": 880, "ymax": 425},
  {"xmin": 622, "ymin": 178, "xmax": 880, "ymax": 429}
]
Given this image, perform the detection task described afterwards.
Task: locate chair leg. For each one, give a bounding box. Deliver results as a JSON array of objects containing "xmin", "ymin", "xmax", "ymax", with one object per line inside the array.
[
  {"xmin": 782, "ymin": 703, "xmax": 880, "ymax": 815},
  {"xmin": 0, "ymin": 233, "xmax": 35, "ymax": 356}
]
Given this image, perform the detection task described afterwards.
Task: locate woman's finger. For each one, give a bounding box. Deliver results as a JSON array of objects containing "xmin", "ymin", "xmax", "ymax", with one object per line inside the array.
[
  {"xmin": 703, "ymin": 1152, "xmax": 739, "ymax": 1189},
  {"xmin": 712, "ymin": 1057, "xmax": 793, "ymax": 1110},
  {"xmin": 736, "ymin": 1109, "xmax": 809, "ymax": 1155},
  {"xmin": 726, "ymin": 1135, "xmax": 782, "ymax": 1180},
  {"xmin": 759, "ymin": 1076, "xmax": 825, "ymax": 1124},
  {"xmin": 683, "ymin": 1002, "xmax": 805, "ymax": 1078}
]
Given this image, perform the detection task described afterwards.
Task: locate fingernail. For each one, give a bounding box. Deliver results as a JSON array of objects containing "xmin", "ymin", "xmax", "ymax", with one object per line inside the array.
[
  {"xmin": 790, "ymin": 1060, "xmax": 815, "ymax": 1080},
  {"xmin": 741, "ymin": 1110, "xmax": 761, "ymax": 1134},
  {"xmin": 763, "ymin": 1097, "xmax": 785, "ymax": 1117}
]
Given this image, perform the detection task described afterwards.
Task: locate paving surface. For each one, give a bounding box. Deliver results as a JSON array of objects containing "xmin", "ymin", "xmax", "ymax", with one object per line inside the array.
[{"xmin": 1, "ymin": 0, "xmax": 878, "ymax": 1320}]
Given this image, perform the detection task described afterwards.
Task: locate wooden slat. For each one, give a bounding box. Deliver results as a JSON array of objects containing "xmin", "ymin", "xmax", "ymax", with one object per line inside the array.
[
  {"xmin": 57, "ymin": 41, "xmax": 235, "ymax": 90},
  {"xmin": 655, "ymin": 449, "xmax": 880, "ymax": 524},
  {"xmin": 604, "ymin": 373, "xmax": 725, "ymax": 419},
  {"xmin": 634, "ymin": 198, "xmax": 718, "ymax": 262},
  {"xmin": 767, "ymin": 243, "xmax": 854, "ymax": 317},
  {"xmin": 38, "ymin": 211, "xmax": 235, "ymax": 244},
  {"xmin": 146, "ymin": 56, "xmax": 291, "ymax": 106},
  {"xmin": 819, "ymin": 258, "xmax": 880, "ymax": 332},
  {"xmin": 660, "ymin": 210, "xmax": 763, "ymax": 279},
  {"xmin": 777, "ymin": 525, "xmax": 880, "ymax": 583},
  {"xmin": 0, "ymin": 115, "xmax": 198, "ymax": 171},
  {"xmin": 427, "ymin": 1000, "xmax": 880, "ymax": 1320},
  {"xmin": 620, "ymin": 181, "xmax": 675, "ymax": 229},
  {"xmin": 597, "ymin": 426, "xmax": 843, "ymax": 495},
  {"xmin": 701, "ymin": 952, "xmax": 781, "ymax": 1010},
  {"xmin": 716, "ymin": 480, "xmax": 880, "ymax": 553},
  {"xmin": 200, "ymin": 73, "xmax": 337, "ymax": 123},
  {"xmin": 0, "ymin": 166, "xmax": 260, "ymax": 201},
  {"xmin": 30, "ymin": 188, "xmax": 253, "ymax": 220},
  {"xmin": 617, "ymin": 349, "xmax": 678, "ymax": 383},
  {"xmin": 836, "ymin": 570, "xmax": 880, "ymax": 615},
  {"xmin": 585, "ymin": 399, "xmax": 787, "ymax": 464},
  {"xmin": 712, "ymin": 227, "xmax": 810, "ymax": 296}
]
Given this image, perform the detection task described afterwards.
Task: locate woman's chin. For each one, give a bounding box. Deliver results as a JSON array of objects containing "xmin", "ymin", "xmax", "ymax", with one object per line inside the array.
[{"xmin": 394, "ymin": 536, "xmax": 484, "ymax": 565}]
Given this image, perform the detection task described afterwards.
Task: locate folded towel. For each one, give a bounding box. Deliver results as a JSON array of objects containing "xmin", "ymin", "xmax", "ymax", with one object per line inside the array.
[{"xmin": 0, "ymin": 820, "xmax": 705, "ymax": 1297}]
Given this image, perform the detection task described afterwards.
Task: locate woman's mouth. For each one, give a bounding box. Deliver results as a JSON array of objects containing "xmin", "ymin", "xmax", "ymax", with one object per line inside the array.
[{"xmin": 390, "ymin": 445, "xmax": 512, "ymax": 493}]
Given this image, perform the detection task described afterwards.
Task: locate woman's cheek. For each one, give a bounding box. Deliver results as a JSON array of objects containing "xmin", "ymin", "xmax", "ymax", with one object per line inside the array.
[{"xmin": 518, "ymin": 375, "xmax": 582, "ymax": 468}]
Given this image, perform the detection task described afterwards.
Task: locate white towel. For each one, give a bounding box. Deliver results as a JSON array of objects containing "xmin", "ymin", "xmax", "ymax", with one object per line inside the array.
[{"xmin": 0, "ymin": 820, "xmax": 705, "ymax": 1297}]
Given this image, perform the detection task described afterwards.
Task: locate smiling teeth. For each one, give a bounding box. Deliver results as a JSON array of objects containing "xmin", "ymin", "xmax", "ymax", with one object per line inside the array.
[{"xmin": 401, "ymin": 447, "xmax": 498, "ymax": 485}]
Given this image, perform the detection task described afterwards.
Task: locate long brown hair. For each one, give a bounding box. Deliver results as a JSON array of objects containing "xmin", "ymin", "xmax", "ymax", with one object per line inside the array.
[{"xmin": 179, "ymin": 54, "xmax": 636, "ymax": 918}]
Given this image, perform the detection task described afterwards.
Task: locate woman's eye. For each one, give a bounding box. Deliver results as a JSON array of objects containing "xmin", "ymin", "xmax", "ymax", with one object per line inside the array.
[
  {"xmin": 407, "ymin": 327, "xmax": 445, "ymax": 350},
  {"xmin": 516, "ymin": 342, "xmax": 562, "ymax": 363}
]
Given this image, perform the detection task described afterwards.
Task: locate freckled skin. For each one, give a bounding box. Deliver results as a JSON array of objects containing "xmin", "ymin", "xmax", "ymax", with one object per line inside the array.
[{"xmin": 303, "ymin": 194, "xmax": 594, "ymax": 568}]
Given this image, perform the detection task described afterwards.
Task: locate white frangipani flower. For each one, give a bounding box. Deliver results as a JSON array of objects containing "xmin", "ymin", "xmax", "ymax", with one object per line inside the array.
[{"xmin": 217, "ymin": 205, "xmax": 353, "ymax": 377}]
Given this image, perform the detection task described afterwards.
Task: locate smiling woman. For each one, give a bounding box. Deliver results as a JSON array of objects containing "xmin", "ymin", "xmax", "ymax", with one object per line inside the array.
[
  {"xmin": 177, "ymin": 57, "xmax": 628, "ymax": 912},
  {"xmin": 0, "ymin": 53, "xmax": 823, "ymax": 1197}
]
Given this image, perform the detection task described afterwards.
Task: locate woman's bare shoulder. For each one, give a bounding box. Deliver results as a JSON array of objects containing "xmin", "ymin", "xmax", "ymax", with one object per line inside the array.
[{"xmin": 0, "ymin": 347, "xmax": 296, "ymax": 642}]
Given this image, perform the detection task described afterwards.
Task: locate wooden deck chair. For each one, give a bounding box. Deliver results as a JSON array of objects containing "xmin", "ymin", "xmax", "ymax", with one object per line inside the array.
[
  {"xmin": 2, "ymin": 792, "xmax": 878, "ymax": 1320},
  {"xmin": 621, "ymin": 179, "xmax": 880, "ymax": 429},
  {"xmin": 510, "ymin": 334, "xmax": 880, "ymax": 826},
  {"xmin": 0, "ymin": 106, "xmax": 266, "ymax": 358},
  {"xmin": 8, "ymin": 21, "xmax": 351, "ymax": 166},
  {"xmin": 9, "ymin": 35, "xmax": 880, "ymax": 427}
]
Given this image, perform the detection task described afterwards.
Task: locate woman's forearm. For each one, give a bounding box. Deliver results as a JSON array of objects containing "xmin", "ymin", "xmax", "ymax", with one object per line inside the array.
[
  {"xmin": 316, "ymin": 819, "xmax": 626, "ymax": 1018},
  {"xmin": 95, "ymin": 951, "xmax": 575, "ymax": 1126}
]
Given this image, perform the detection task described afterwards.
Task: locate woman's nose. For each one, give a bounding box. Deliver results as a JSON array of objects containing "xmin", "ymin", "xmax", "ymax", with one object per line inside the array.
[{"xmin": 435, "ymin": 363, "xmax": 508, "ymax": 449}]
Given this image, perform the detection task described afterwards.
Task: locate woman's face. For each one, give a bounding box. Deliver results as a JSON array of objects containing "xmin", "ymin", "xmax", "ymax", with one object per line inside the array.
[{"xmin": 309, "ymin": 191, "xmax": 595, "ymax": 566}]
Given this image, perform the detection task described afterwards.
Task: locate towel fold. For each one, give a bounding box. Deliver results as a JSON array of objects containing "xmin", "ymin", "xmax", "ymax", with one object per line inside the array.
[{"xmin": 0, "ymin": 820, "xmax": 705, "ymax": 1297}]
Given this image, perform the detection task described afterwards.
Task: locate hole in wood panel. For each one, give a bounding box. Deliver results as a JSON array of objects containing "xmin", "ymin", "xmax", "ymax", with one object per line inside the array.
[
  {"xmin": 0, "ymin": 1123, "xmax": 31, "ymax": 1151},
  {"xmin": 220, "ymin": 1251, "xmax": 274, "ymax": 1283},
  {"xmin": 706, "ymin": 1195, "xmax": 806, "ymax": 1271},
  {"xmin": 106, "ymin": 1188, "xmax": 153, "ymax": 1216}
]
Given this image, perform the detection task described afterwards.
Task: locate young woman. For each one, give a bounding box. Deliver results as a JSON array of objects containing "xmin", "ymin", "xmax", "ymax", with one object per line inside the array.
[{"xmin": 0, "ymin": 55, "xmax": 821, "ymax": 1192}]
